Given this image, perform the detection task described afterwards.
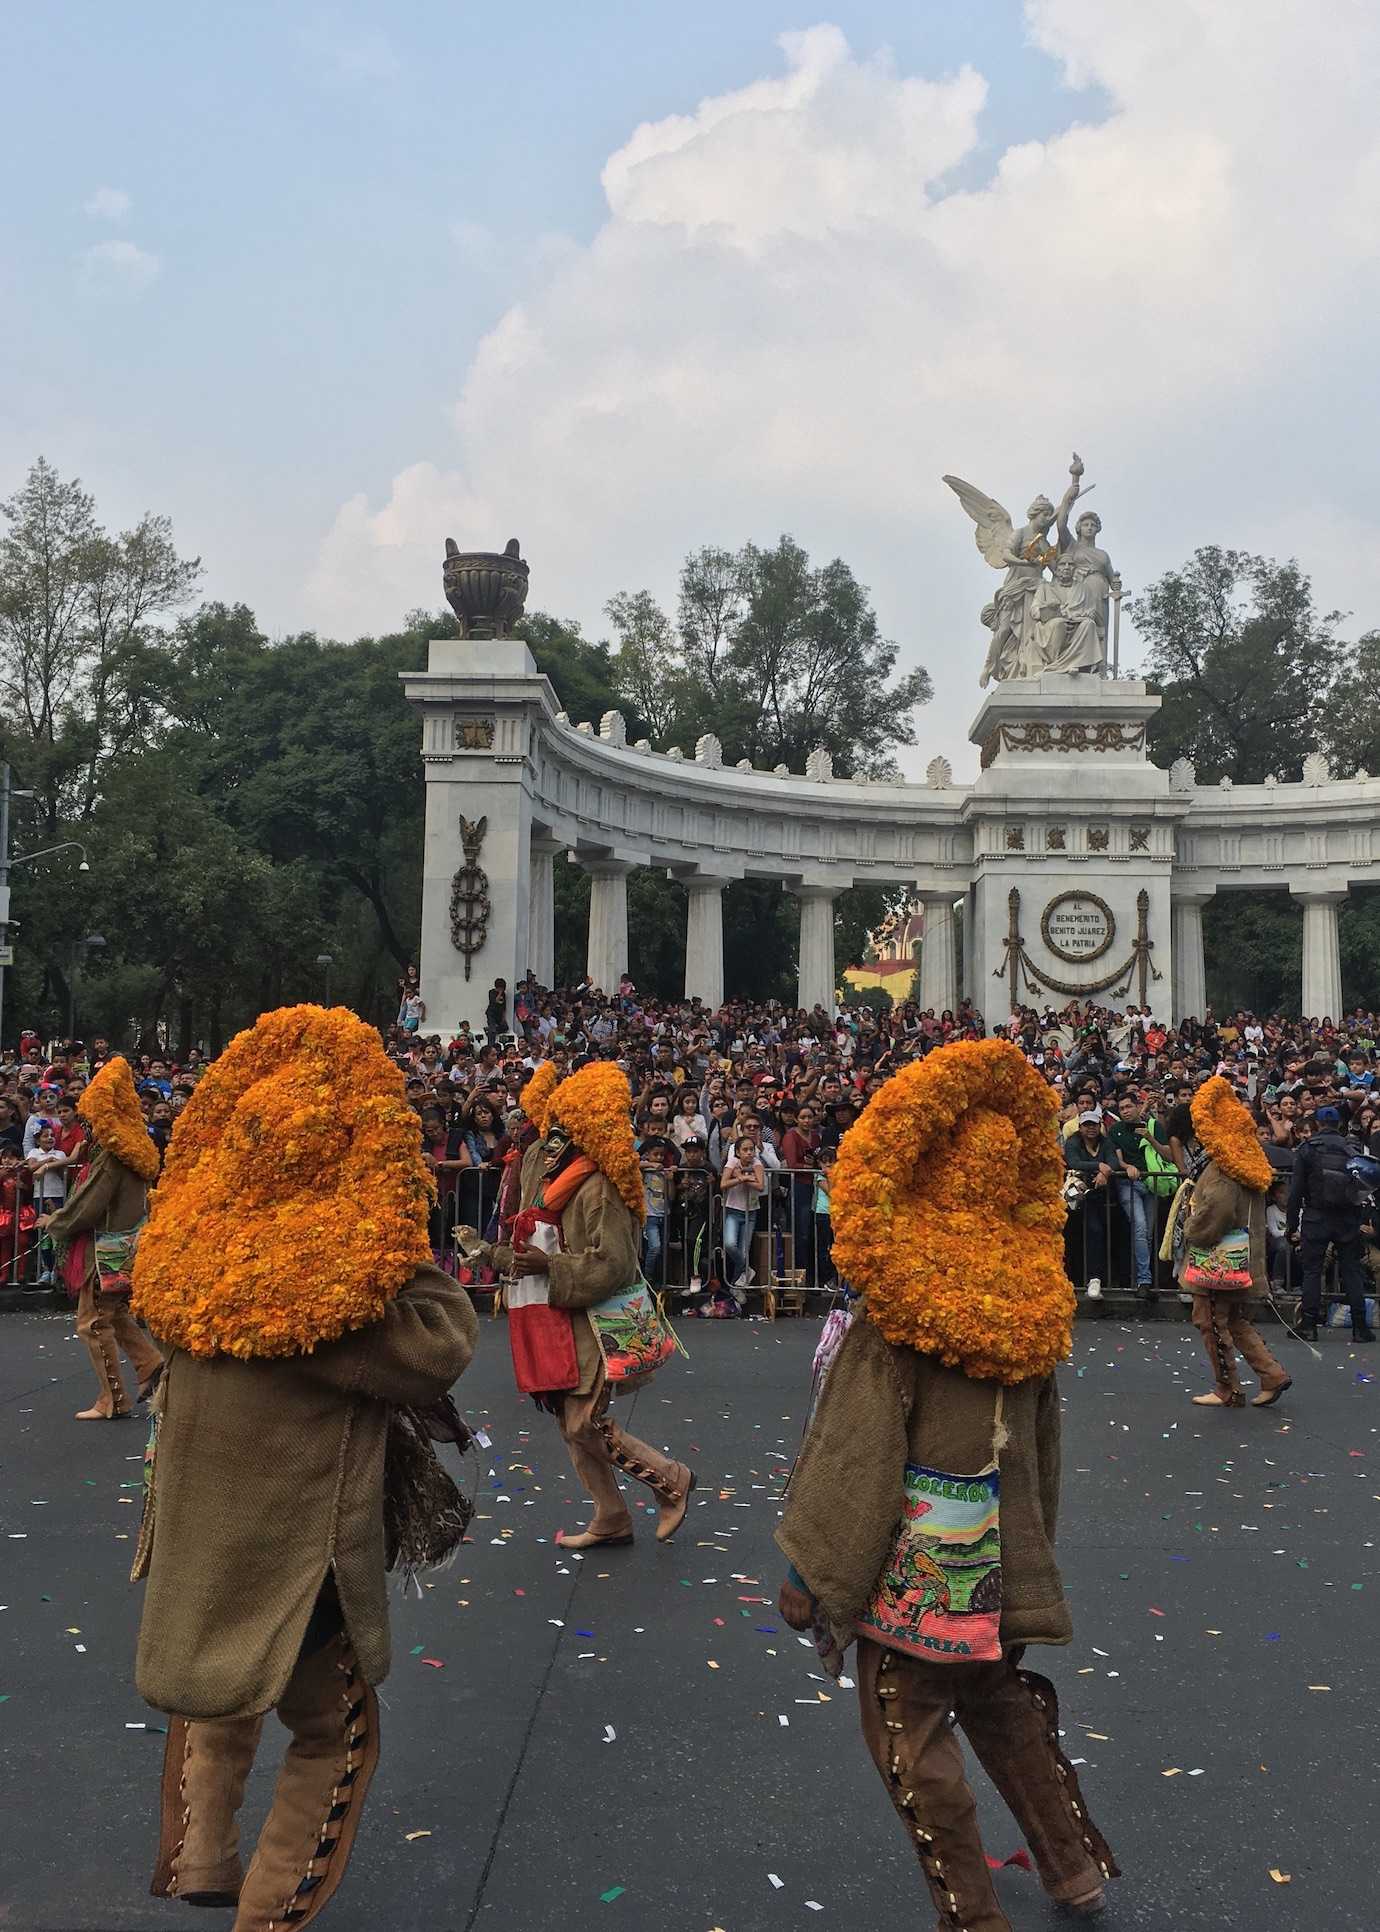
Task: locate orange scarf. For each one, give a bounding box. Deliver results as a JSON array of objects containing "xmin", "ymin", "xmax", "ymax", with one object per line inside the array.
[{"xmin": 539, "ymin": 1155, "xmax": 598, "ymax": 1215}]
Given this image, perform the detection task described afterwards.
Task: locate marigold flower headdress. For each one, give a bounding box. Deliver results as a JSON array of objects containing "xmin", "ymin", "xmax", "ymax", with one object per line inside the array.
[
  {"xmin": 1190, "ymin": 1075, "xmax": 1272, "ymax": 1192},
  {"xmin": 545, "ymin": 1060, "xmax": 645, "ymax": 1220},
  {"xmin": 521, "ymin": 1060, "xmax": 561, "ymax": 1138},
  {"xmin": 132, "ymin": 1005, "xmax": 434, "ymax": 1360},
  {"xmin": 78, "ymin": 1055, "xmax": 160, "ymax": 1184},
  {"xmin": 830, "ymin": 1039, "xmax": 1074, "ymax": 1385}
]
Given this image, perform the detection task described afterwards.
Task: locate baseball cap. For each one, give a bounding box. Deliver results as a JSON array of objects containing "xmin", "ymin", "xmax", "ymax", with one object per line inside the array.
[
  {"xmin": 1316, "ymin": 1105, "xmax": 1342, "ymax": 1126},
  {"xmin": 1078, "ymin": 1110, "xmax": 1102, "ymax": 1126}
]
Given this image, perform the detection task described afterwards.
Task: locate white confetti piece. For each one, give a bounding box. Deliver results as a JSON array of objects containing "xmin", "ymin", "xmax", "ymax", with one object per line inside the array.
[
  {"xmin": 603, "ymin": 1725, "xmax": 617, "ymax": 1743},
  {"xmin": 778, "ymin": 1714, "xmax": 789, "ymax": 1727},
  {"xmin": 768, "ymin": 1873, "xmax": 784, "ymax": 1889}
]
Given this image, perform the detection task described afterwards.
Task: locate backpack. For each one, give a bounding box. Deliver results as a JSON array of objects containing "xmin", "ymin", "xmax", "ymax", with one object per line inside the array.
[{"xmin": 1311, "ymin": 1135, "xmax": 1366, "ymax": 1214}]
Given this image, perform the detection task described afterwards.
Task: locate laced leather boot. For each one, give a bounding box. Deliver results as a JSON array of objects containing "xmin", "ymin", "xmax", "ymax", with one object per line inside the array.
[
  {"xmin": 151, "ymin": 1713, "xmax": 266, "ymax": 1906},
  {"xmin": 232, "ymin": 1638, "xmax": 379, "ymax": 1931}
]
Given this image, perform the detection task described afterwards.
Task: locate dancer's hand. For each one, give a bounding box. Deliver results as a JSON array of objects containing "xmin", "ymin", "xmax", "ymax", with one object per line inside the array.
[
  {"xmin": 510, "ymin": 1248, "xmax": 548, "ymax": 1276},
  {"xmin": 778, "ymin": 1578, "xmax": 815, "ymax": 1630}
]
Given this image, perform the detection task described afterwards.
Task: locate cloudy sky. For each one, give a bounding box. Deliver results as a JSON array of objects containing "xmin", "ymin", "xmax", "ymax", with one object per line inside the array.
[{"xmin": 6, "ymin": 1, "xmax": 1378, "ymax": 778}]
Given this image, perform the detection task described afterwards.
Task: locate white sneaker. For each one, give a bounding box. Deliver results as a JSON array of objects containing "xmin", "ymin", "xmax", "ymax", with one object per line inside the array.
[{"xmin": 1085, "ymin": 1278, "xmax": 1103, "ymax": 1301}]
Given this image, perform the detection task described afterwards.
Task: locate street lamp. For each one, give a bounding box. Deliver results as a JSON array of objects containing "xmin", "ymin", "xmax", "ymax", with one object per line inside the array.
[
  {"xmin": 70, "ymin": 933, "xmax": 107, "ymax": 1039},
  {"xmin": 316, "ymin": 953, "xmax": 334, "ymax": 1005},
  {"xmin": 0, "ymin": 762, "xmax": 94, "ymax": 1049}
]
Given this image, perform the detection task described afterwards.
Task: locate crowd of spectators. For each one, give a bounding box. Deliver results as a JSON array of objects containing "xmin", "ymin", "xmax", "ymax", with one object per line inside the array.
[
  {"xmin": 0, "ymin": 1035, "xmax": 204, "ymax": 1285},
  {"xmin": 387, "ymin": 967, "xmax": 1380, "ymax": 1319},
  {"xmin": 6, "ymin": 969, "xmax": 1378, "ymax": 1322}
]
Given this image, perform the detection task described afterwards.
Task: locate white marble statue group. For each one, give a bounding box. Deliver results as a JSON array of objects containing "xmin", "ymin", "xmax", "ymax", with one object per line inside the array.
[{"xmin": 945, "ymin": 453, "xmax": 1121, "ymax": 687}]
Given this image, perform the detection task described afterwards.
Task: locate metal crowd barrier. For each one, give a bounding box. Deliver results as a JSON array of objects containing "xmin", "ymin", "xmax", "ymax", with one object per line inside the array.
[
  {"xmin": 1058, "ymin": 1167, "xmax": 1380, "ymax": 1318},
  {"xmin": 422, "ymin": 1140, "xmax": 1379, "ymax": 1329},
  {"xmin": 636, "ymin": 1161, "xmax": 838, "ymax": 1315},
  {"xmin": 2, "ymin": 1187, "xmax": 60, "ymax": 1287}
]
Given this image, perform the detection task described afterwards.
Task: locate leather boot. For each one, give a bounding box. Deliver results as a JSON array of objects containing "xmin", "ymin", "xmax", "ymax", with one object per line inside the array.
[
  {"xmin": 152, "ymin": 1713, "xmax": 266, "ymax": 1905},
  {"xmin": 233, "ymin": 1638, "xmax": 379, "ymax": 1931},
  {"xmin": 957, "ymin": 1664, "xmax": 1118, "ymax": 1909},
  {"xmin": 858, "ymin": 1641, "xmax": 1013, "ymax": 1931},
  {"xmin": 595, "ymin": 1411, "xmax": 696, "ymax": 1542}
]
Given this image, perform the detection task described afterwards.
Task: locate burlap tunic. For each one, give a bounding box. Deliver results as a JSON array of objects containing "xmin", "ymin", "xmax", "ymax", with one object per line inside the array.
[
  {"xmin": 777, "ymin": 1314, "xmax": 1071, "ymax": 1648},
  {"xmin": 496, "ymin": 1167, "xmax": 641, "ymax": 1395},
  {"xmin": 1183, "ymin": 1161, "xmax": 1268, "ymax": 1290},
  {"xmin": 133, "ymin": 1264, "xmax": 478, "ymax": 1720},
  {"xmin": 45, "ymin": 1147, "xmax": 149, "ymax": 1288}
]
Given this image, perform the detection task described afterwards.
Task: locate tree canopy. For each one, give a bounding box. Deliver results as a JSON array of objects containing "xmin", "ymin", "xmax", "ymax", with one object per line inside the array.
[
  {"xmin": 0, "ymin": 464, "xmax": 933, "ymax": 1039},
  {"xmin": 1131, "ymin": 545, "xmax": 1344, "ymax": 782}
]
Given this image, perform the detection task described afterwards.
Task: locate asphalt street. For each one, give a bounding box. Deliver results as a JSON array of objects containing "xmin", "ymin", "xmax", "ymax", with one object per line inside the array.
[{"xmin": 1, "ymin": 1306, "xmax": 1375, "ymax": 1932}]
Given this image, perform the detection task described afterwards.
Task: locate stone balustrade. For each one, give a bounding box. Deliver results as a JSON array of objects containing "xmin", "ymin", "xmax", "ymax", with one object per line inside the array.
[{"xmin": 404, "ymin": 641, "xmax": 1375, "ymax": 1030}]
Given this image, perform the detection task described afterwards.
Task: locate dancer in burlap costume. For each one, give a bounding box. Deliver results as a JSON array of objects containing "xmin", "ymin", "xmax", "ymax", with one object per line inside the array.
[
  {"xmin": 1183, "ymin": 1074, "xmax": 1290, "ymax": 1409},
  {"xmin": 43, "ymin": 1054, "xmax": 163, "ymax": 1419},
  {"xmin": 129, "ymin": 1006, "xmax": 478, "ymax": 1932},
  {"xmin": 777, "ymin": 1041, "xmax": 1117, "ymax": 1931},
  {"xmin": 495, "ymin": 1060, "xmax": 695, "ymax": 1550}
]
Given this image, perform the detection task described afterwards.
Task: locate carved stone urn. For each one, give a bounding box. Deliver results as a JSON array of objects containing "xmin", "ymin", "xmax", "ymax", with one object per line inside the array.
[{"xmin": 443, "ymin": 537, "xmax": 530, "ymax": 638}]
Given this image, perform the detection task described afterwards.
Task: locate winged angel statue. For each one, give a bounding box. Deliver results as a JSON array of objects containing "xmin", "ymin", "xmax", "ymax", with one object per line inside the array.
[{"xmin": 944, "ymin": 454, "xmax": 1118, "ymax": 686}]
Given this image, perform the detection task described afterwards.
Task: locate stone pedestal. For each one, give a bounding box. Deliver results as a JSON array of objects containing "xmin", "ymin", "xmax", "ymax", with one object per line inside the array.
[
  {"xmin": 964, "ymin": 676, "xmax": 1188, "ymax": 1025},
  {"xmin": 405, "ymin": 637, "xmax": 545, "ymax": 1034}
]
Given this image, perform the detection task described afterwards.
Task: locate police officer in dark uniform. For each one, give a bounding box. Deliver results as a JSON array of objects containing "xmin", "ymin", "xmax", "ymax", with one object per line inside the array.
[{"xmin": 1286, "ymin": 1105, "xmax": 1376, "ymax": 1343}]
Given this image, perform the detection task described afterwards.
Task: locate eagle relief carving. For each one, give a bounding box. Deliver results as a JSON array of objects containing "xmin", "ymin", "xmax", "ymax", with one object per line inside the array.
[{"xmin": 449, "ymin": 815, "xmax": 491, "ymax": 978}]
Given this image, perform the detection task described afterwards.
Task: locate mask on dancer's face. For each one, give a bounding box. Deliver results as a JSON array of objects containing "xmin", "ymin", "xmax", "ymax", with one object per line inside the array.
[{"xmin": 542, "ymin": 1122, "xmax": 574, "ymax": 1175}]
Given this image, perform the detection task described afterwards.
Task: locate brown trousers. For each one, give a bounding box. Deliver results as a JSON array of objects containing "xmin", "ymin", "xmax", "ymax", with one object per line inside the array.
[
  {"xmin": 75, "ymin": 1282, "xmax": 163, "ymax": 1416},
  {"xmin": 557, "ymin": 1377, "xmax": 682, "ymax": 1529},
  {"xmin": 1191, "ymin": 1290, "xmax": 1286, "ymax": 1402},
  {"xmin": 857, "ymin": 1638, "xmax": 1117, "ymax": 1932}
]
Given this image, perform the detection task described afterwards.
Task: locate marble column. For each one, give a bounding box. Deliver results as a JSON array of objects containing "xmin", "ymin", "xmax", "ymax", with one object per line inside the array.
[
  {"xmin": 585, "ymin": 859, "xmax": 633, "ymax": 994},
  {"xmin": 791, "ymin": 885, "xmax": 839, "ymax": 1015},
  {"xmin": 916, "ymin": 891, "xmax": 959, "ymax": 1016},
  {"xmin": 684, "ymin": 878, "xmax": 726, "ymax": 1008},
  {"xmin": 1294, "ymin": 887, "xmax": 1346, "ymax": 1020},
  {"xmin": 1170, "ymin": 889, "xmax": 1212, "ymax": 1026},
  {"xmin": 528, "ymin": 837, "xmax": 563, "ymax": 987}
]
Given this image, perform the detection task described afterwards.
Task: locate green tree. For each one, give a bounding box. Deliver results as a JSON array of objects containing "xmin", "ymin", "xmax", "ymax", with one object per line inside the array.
[
  {"xmin": 1320, "ymin": 630, "xmax": 1380, "ymax": 777},
  {"xmin": 605, "ymin": 536, "xmax": 931, "ymax": 775},
  {"xmin": 0, "ymin": 457, "xmax": 201, "ymax": 833},
  {"xmin": 1202, "ymin": 893, "xmax": 1301, "ymax": 1013},
  {"xmin": 606, "ymin": 590, "xmax": 684, "ymax": 742},
  {"xmin": 1130, "ymin": 547, "xmax": 1344, "ymax": 782}
]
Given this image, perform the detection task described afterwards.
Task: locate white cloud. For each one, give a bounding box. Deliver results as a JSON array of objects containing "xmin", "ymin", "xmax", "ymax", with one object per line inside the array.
[
  {"xmin": 309, "ymin": 4, "xmax": 1380, "ymax": 775},
  {"xmin": 79, "ymin": 239, "xmax": 161, "ymax": 292},
  {"xmin": 84, "ymin": 186, "xmax": 131, "ymax": 221}
]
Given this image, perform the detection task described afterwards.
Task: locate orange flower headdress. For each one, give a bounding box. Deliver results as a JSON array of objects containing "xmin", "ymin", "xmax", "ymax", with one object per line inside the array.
[
  {"xmin": 78, "ymin": 1055, "xmax": 160, "ymax": 1184},
  {"xmin": 545, "ymin": 1060, "xmax": 645, "ymax": 1220},
  {"xmin": 830, "ymin": 1039, "xmax": 1074, "ymax": 1385},
  {"xmin": 521, "ymin": 1059, "xmax": 561, "ymax": 1138},
  {"xmin": 1191, "ymin": 1075, "xmax": 1272, "ymax": 1192},
  {"xmin": 132, "ymin": 1005, "xmax": 433, "ymax": 1359}
]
